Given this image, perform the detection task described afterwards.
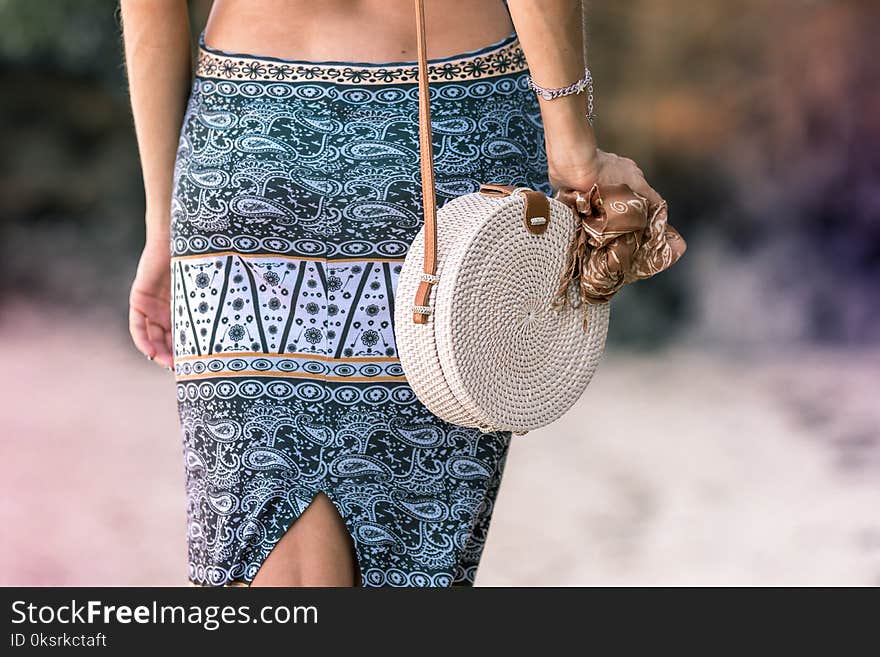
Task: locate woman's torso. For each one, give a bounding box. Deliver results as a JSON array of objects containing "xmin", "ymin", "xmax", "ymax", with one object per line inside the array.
[{"xmin": 203, "ymin": 0, "xmax": 514, "ymax": 63}]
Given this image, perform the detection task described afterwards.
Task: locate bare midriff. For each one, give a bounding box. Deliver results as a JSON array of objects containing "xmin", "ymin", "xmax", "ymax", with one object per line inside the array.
[{"xmin": 203, "ymin": 0, "xmax": 514, "ymax": 63}]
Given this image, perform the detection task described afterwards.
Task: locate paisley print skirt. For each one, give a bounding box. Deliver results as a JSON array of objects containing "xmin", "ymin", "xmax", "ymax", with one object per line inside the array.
[{"xmin": 170, "ymin": 30, "xmax": 550, "ymax": 587}]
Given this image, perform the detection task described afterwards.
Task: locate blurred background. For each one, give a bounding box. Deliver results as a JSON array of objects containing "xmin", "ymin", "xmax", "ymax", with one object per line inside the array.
[{"xmin": 1, "ymin": 0, "xmax": 878, "ymax": 585}]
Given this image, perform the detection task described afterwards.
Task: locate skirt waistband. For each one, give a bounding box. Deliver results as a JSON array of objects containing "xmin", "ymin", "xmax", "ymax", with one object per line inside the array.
[{"xmin": 195, "ymin": 31, "xmax": 527, "ymax": 85}]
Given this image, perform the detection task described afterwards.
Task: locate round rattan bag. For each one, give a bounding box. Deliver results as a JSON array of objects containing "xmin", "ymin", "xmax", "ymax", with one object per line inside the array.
[
  {"xmin": 394, "ymin": 185, "xmax": 610, "ymax": 435},
  {"xmin": 395, "ymin": 0, "xmax": 609, "ymax": 435}
]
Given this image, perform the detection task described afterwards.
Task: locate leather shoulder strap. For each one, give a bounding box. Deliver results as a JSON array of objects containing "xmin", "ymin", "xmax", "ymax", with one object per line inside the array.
[{"xmin": 411, "ymin": 0, "xmax": 438, "ymax": 324}]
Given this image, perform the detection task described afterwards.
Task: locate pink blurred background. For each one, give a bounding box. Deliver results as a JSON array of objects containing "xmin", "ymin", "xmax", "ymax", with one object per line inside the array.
[{"xmin": 1, "ymin": 0, "xmax": 878, "ymax": 585}]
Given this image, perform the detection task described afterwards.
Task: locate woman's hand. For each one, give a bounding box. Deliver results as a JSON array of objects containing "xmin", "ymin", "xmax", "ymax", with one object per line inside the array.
[
  {"xmin": 549, "ymin": 146, "xmax": 664, "ymax": 210},
  {"xmin": 129, "ymin": 235, "xmax": 174, "ymax": 369},
  {"xmin": 535, "ymin": 86, "xmax": 662, "ymax": 209}
]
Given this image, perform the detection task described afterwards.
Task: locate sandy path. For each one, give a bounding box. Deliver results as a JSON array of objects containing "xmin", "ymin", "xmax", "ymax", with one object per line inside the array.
[{"xmin": 1, "ymin": 306, "xmax": 878, "ymax": 586}]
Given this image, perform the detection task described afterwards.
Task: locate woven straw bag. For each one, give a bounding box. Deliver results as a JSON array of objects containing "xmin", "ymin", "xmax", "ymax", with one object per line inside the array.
[{"xmin": 393, "ymin": 0, "xmax": 610, "ymax": 435}]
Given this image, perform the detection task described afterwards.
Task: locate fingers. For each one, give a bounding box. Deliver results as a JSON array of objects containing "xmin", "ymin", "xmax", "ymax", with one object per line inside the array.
[
  {"xmin": 129, "ymin": 307, "xmax": 155, "ymax": 360},
  {"xmin": 146, "ymin": 317, "xmax": 175, "ymax": 369},
  {"xmin": 131, "ymin": 307, "xmax": 175, "ymax": 370},
  {"xmin": 623, "ymin": 161, "xmax": 664, "ymax": 206},
  {"xmin": 633, "ymin": 179, "xmax": 664, "ymax": 207},
  {"xmin": 612, "ymin": 156, "xmax": 663, "ymax": 206},
  {"xmin": 164, "ymin": 321, "xmax": 174, "ymax": 355},
  {"xmin": 552, "ymin": 149, "xmax": 665, "ymax": 213}
]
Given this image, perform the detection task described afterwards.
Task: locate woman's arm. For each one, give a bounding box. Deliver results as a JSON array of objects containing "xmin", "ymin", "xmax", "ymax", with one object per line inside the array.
[
  {"xmin": 120, "ymin": 0, "xmax": 193, "ymax": 368},
  {"xmin": 505, "ymin": 0, "xmax": 596, "ymax": 170},
  {"xmin": 121, "ymin": 0, "xmax": 192, "ymax": 238},
  {"xmin": 506, "ymin": 0, "xmax": 661, "ymax": 204}
]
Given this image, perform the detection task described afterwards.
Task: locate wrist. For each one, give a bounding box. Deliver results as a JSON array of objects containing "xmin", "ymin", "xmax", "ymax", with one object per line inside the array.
[
  {"xmin": 144, "ymin": 201, "xmax": 171, "ymax": 248},
  {"xmin": 144, "ymin": 225, "xmax": 171, "ymax": 250},
  {"xmin": 540, "ymin": 93, "xmax": 597, "ymax": 152},
  {"xmin": 544, "ymin": 127, "xmax": 598, "ymax": 180}
]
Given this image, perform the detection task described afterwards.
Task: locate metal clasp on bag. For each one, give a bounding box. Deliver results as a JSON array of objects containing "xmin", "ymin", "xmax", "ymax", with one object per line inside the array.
[
  {"xmin": 410, "ymin": 272, "xmax": 439, "ymax": 317},
  {"xmin": 511, "ymin": 187, "xmax": 547, "ymax": 230},
  {"xmin": 478, "ymin": 183, "xmax": 550, "ymax": 235}
]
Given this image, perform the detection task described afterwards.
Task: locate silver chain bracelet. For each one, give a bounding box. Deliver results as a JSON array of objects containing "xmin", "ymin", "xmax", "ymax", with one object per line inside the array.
[{"xmin": 526, "ymin": 66, "xmax": 596, "ymax": 125}]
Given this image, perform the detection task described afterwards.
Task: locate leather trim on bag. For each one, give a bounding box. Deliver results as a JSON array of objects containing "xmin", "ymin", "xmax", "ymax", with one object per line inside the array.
[{"xmin": 479, "ymin": 184, "xmax": 550, "ymax": 234}]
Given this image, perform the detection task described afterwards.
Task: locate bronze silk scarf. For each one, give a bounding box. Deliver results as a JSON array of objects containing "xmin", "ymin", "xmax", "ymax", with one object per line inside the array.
[{"xmin": 551, "ymin": 183, "xmax": 687, "ymax": 328}]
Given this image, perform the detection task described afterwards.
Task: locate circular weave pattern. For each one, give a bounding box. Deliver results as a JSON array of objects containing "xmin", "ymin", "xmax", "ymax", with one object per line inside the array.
[{"xmin": 395, "ymin": 190, "xmax": 610, "ymax": 434}]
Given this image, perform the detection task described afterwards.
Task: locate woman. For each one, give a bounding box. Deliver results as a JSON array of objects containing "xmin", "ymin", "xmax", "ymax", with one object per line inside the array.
[{"xmin": 122, "ymin": 0, "xmax": 660, "ymax": 587}]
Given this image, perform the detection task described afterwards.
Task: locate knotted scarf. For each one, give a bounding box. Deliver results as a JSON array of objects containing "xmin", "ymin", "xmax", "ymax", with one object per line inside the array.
[{"xmin": 550, "ymin": 183, "xmax": 687, "ymax": 329}]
